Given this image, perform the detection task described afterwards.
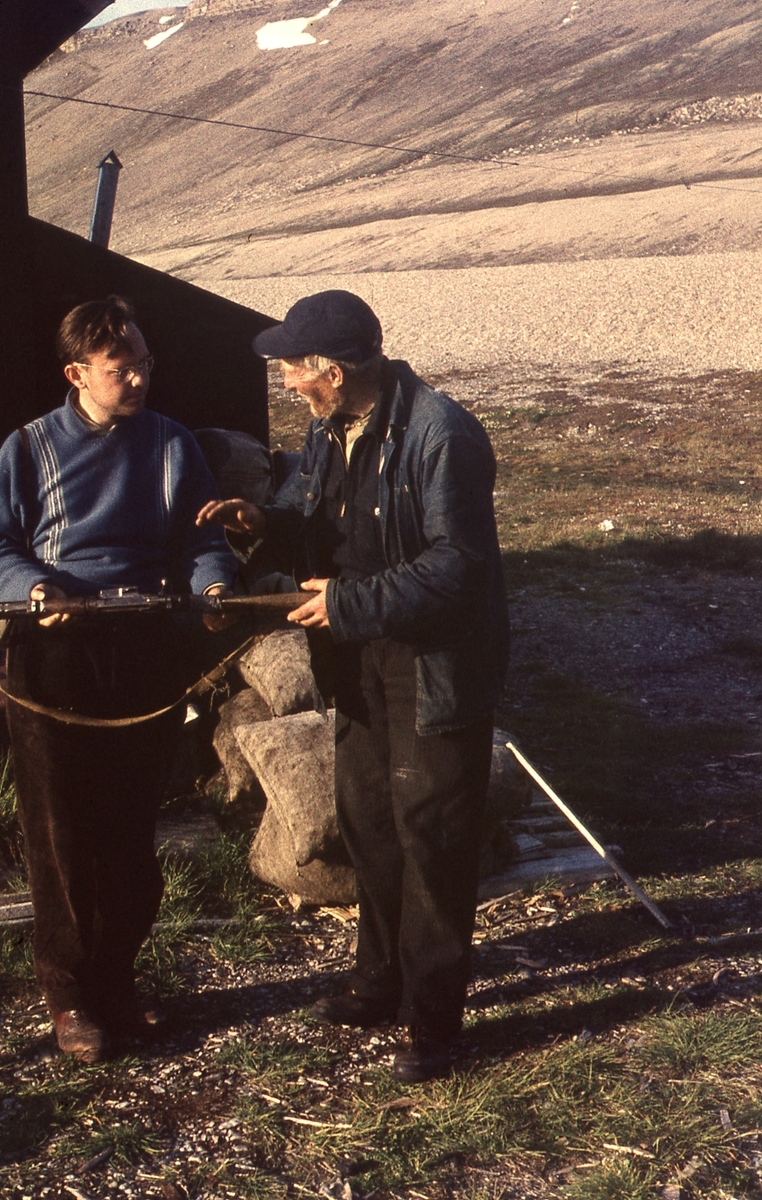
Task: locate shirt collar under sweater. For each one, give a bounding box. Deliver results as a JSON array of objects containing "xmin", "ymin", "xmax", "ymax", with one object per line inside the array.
[{"xmin": 66, "ymin": 388, "xmax": 117, "ymax": 435}]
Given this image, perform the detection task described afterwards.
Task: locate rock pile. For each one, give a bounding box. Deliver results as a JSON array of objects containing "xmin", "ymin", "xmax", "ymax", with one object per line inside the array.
[
  {"xmin": 664, "ymin": 93, "xmax": 762, "ymax": 125},
  {"xmin": 213, "ymin": 629, "xmax": 531, "ymax": 905}
]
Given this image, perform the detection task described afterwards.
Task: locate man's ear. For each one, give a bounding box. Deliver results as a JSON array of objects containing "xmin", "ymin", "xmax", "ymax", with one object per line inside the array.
[
  {"xmin": 63, "ymin": 362, "xmax": 87, "ymax": 390},
  {"xmin": 327, "ymin": 362, "xmax": 344, "ymax": 389}
]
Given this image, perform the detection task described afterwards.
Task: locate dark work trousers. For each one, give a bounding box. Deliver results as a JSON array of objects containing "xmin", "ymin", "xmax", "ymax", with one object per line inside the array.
[
  {"xmin": 6, "ymin": 616, "xmax": 184, "ymax": 1014},
  {"xmin": 333, "ymin": 638, "xmax": 493, "ymax": 1041}
]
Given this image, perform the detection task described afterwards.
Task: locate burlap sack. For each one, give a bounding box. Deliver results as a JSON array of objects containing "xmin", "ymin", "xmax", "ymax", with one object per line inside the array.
[
  {"xmin": 235, "ymin": 709, "xmax": 356, "ymax": 905},
  {"xmin": 194, "ymin": 428, "xmax": 274, "ymax": 506},
  {"xmin": 236, "ymin": 628, "xmax": 315, "ymax": 717}
]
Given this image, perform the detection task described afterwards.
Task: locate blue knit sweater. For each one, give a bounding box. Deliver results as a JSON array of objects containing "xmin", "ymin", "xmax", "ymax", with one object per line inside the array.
[{"xmin": 0, "ymin": 397, "xmax": 236, "ymax": 600}]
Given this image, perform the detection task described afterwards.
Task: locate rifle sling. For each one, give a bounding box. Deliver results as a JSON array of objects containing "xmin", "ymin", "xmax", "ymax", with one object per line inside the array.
[{"xmin": 0, "ymin": 630, "xmax": 264, "ymax": 727}]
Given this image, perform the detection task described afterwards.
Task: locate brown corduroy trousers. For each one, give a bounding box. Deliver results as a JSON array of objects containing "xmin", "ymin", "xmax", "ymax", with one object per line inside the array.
[{"xmin": 6, "ymin": 616, "xmax": 183, "ymax": 1013}]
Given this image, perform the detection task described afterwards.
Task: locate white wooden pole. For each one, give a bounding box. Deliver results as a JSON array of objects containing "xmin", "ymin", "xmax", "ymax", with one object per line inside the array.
[{"xmin": 506, "ymin": 742, "xmax": 673, "ymax": 931}]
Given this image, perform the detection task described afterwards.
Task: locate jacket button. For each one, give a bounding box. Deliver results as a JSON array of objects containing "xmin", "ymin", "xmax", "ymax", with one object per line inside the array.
[
  {"xmin": 374, "ymin": 507, "xmax": 381, "ymax": 517},
  {"xmin": 306, "ymin": 492, "xmax": 315, "ymax": 500}
]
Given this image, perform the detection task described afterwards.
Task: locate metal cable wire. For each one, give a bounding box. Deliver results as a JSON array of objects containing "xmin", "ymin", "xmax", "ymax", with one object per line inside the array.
[
  {"xmin": 13, "ymin": 84, "xmax": 762, "ymax": 193},
  {"xmin": 20, "ymin": 85, "xmax": 521, "ymax": 169}
]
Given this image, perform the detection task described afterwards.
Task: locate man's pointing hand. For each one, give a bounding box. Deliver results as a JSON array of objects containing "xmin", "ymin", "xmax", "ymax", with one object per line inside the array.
[{"xmin": 195, "ymin": 498, "xmax": 266, "ymax": 537}]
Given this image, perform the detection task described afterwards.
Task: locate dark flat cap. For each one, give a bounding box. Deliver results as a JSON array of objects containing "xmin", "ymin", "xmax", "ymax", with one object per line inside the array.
[{"xmin": 252, "ymin": 290, "xmax": 383, "ymax": 363}]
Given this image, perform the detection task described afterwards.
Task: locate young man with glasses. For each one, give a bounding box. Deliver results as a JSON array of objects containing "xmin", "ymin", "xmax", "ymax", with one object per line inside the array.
[{"xmin": 0, "ymin": 295, "xmax": 236, "ymax": 1062}]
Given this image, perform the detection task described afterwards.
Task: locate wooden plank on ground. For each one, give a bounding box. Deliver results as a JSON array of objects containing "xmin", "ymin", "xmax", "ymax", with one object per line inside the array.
[
  {"xmin": 0, "ymin": 893, "xmax": 33, "ymax": 930},
  {"xmin": 478, "ymin": 846, "xmax": 615, "ymax": 900},
  {"xmin": 477, "ymin": 790, "xmax": 616, "ymax": 900}
]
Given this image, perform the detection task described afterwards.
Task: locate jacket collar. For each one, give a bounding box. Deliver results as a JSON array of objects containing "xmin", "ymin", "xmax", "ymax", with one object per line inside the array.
[{"xmin": 386, "ymin": 359, "xmax": 419, "ymax": 435}]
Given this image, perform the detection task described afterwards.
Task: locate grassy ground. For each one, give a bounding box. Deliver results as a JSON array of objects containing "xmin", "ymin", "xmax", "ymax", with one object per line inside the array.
[{"xmin": 3, "ymin": 363, "xmax": 762, "ymax": 1198}]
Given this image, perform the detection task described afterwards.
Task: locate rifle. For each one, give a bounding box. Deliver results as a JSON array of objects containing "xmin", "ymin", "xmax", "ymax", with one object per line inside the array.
[{"xmin": 0, "ymin": 586, "xmax": 317, "ymax": 620}]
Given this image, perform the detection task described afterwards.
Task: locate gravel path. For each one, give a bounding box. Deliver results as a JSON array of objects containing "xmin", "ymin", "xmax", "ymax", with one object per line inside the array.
[{"xmin": 221, "ymin": 249, "xmax": 762, "ymax": 377}]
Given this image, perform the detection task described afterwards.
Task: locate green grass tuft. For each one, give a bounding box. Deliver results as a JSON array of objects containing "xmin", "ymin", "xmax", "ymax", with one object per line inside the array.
[
  {"xmin": 53, "ymin": 1117, "xmax": 160, "ymax": 1165},
  {"xmin": 564, "ymin": 1160, "xmax": 658, "ymax": 1200}
]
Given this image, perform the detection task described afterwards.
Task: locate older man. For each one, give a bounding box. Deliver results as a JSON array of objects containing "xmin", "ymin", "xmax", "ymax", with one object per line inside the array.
[
  {"xmin": 0, "ymin": 295, "xmax": 236, "ymax": 1062},
  {"xmin": 198, "ymin": 290, "xmax": 508, "ymax": 1081}
]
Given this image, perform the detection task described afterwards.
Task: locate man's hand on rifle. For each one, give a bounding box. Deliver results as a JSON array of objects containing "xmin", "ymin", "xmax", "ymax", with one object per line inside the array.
[
  {"xmin": 287, "ymin": 579, "xmax": 331, "ymax": 629},
  {"xmin": 29, "ymin": 582, "xmax": 70, "ymax": 628},
  {"xmin": 196, "ymin": 499, "xmax": 266, "ymax": 538}
]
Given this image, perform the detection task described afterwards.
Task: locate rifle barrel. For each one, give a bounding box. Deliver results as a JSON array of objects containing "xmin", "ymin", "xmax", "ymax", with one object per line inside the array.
[{"xmin": 0, "ymin": 590, "xmax": 319, "ymax": 618}]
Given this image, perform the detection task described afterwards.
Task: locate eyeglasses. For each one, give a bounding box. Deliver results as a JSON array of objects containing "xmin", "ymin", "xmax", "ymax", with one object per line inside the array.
[{"xmin": 75, "ymin": 355, "xmax": 154, "ymax": 383}]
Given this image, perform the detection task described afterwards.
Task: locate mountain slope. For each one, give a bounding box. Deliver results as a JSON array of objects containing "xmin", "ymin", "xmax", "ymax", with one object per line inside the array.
[{"xmin": 24, "ymin": 0, "xmax": 762, "ymax": 276}]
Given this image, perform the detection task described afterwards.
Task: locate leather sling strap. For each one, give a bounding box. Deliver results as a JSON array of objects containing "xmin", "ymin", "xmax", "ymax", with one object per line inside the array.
[{"xmin": 1, "ymin": 629, "xmax": 265, "ymax": 727}]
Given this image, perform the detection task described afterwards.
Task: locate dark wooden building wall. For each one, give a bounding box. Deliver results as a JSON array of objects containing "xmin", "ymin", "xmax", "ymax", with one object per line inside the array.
[
  {"xmin": 22, "ymin": 220, "xmax": 274, "ymax": 447},
  {"xmin": 0, "ymin": 0, "xmax": 274, "ymax": 446}
]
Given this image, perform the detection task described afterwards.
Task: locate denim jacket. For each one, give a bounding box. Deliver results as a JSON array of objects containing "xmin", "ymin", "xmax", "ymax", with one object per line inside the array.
[{"xmin": 264, "ymin": 360, "xmax": 509, "ymax": 734}]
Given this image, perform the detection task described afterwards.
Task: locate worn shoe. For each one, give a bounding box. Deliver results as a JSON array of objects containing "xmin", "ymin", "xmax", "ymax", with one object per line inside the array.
[
  {"xmin": 52, "ymin": 1009, "xmax": 111, "ymax": 1063},
  {"xmin": 309, "ymin": 990, "xmax": 398, "ymax": 1029},
  {"xmin": 392, "ymin": 1027, "xmax": 453, "ymax": 1083}
]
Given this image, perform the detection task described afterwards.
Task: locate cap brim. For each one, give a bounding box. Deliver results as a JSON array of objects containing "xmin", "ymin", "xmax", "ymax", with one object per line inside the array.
[{"xmin": 252, "ymin": 324, "xmax": 296, "ymax": 358}]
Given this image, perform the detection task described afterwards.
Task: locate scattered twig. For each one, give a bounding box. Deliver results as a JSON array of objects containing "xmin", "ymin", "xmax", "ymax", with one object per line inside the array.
[
  {"xmin": 377, "ymin": 1096, "xmax": 418, "ymax": 1112},
  {"xmin": 254, "ymin": 1089, "xmax": 286, "ymax": 1106},
  {"xmin": 317, "ymin": 906, "xmax": 358, "ymax": 923},
  {"xmin": 555, "ymin": 1162, "xmax": 601, "ymax": 1175},
  {"xmin": 696, "ymin": 928, "xmax": 762, "ymax": 945},
  {"xmin": 65, "ymin": 1186, "xmax": 94, "ymax": 1200},
  {"xmin": 76, "ymin": 1145, "xmax": 113, "ymax": 1174},
  {"xmin": 477, "ymin": 893, "xmax": 518, "ymax": 911},
  {"xmin": 283, "ymin": 1116, "xmax": 352, "ymax": 1129},
  {"xmin": 602, "ymin": 1143, "xmax": 655, "ymax": 1158}
]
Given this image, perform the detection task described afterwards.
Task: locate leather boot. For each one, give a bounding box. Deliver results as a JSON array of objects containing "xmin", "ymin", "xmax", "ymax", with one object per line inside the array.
[
  {"xmin": 309, "ymin": 989, "xmax": 398, "ymax": 1028},
  {"xmin": 52, "ymin": 1009, "xmax": 111, "ymax": 1063},
  {"xmin": 392, "ymin": 1026, "xmax": 452, "ymax": 1083}
]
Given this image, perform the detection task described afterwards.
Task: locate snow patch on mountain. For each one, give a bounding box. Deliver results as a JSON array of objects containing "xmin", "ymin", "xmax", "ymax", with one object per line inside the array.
[
  {"xmin": 144, "ymin": 21, "xmax": 185, "ymax": 48},
  {"xmin": 256, "ymin": 0, "xmax": 344, "ymax": 50}
]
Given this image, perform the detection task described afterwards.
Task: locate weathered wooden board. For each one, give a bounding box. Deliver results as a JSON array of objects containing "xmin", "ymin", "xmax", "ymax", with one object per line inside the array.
[
  {"xmin": 477, "ymin": 792, "xmax": 616, "ymax": 901},
  {"xmin": 0, "ymin": 892, "xmax": 32, "ymax": 930}
]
